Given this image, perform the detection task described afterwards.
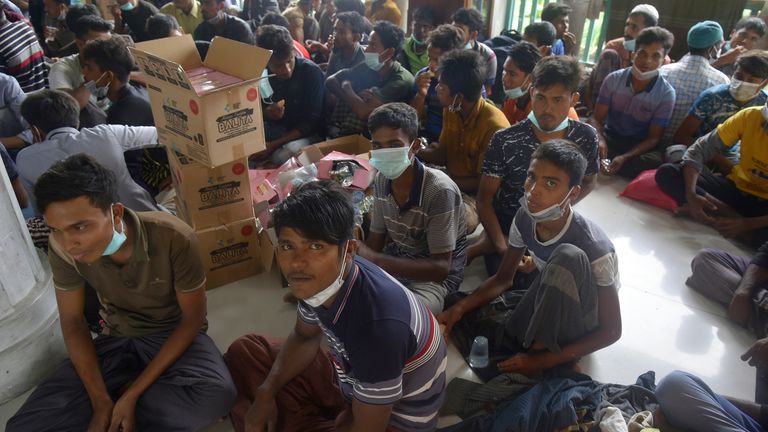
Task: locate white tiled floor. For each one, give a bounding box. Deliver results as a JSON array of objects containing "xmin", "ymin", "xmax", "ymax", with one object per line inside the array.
[{"xmin": 0, "ymin": 174, "xmax": 759, "ymax": 430}]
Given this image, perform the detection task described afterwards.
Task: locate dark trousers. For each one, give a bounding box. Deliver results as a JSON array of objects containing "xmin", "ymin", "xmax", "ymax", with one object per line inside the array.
[
  {"xmin": 656, "ymin": 162, "xmax": 768, "ymax": 245},
  {"xmin": 606, "ymin": 132, "xmax": 663, "ymax": 179},
  {"xmin": 6, "ymin": 331, "xmax": 236, "ymax": 432}
]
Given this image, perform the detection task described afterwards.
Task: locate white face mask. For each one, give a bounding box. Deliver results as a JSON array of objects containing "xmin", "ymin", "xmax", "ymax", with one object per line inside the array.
[
  {"xmin": 303, "ymin": 241, "xmax": 349, "ymax": 308},
  {"xmin": 520, "ymin": 187, "xmax": 574, "ymax": 223},
  {"xmin": 729, "ymin": 79, "xmax": 763, "ymax": 102},
  {"xmin": 448, "ymin": 94, "xmax": 462, "ymax": 113},
  {"xmin": 630, "ymin": 65, "xmax": 658, "ymax": 81}
]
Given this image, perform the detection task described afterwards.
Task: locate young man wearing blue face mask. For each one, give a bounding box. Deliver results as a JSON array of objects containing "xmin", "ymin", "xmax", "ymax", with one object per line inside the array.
[
  {"xmin": 224, "ymin": 182, "xmax": 447, "ymax": 432},
  {"xmin": 111, "ymin": 0, "xmax": 159, "ymax": 43},
  {"xmin": 472, "ymin": 55, "xmax": 598, "ymax": 276},
  {"xmin": 438, "ymin": 140, "xmax": 621, "ymax": 381},
  {"xmin": 326, "ymin": 20, "xmax": 414, "ymax": 137},
  {"xmin": 589, "ymin": 26, "xmax": 677, "ymax": 179},
  {"xmin": 357, "ymin": 102, "xmax": 466, "ymax": 315},
  {"xmin": 7, "ymin": 154, "xmax": 236, "ymax": 432}
]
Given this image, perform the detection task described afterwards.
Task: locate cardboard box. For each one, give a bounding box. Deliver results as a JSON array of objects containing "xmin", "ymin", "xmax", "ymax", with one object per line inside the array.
[
  {"xmin": 168, "ymin": 148, "xmax": 254, "ymax": 230},
  {"xmin": 312, "ymin": 135, "xmax": 371, "ymax": 158},
  {"xmin": 132, "ymin": 35, "xmax": 271, "ymax": 168},
  {"xmin": 195, "ymin": 218, "xmax": 274, "ymax": 290}
]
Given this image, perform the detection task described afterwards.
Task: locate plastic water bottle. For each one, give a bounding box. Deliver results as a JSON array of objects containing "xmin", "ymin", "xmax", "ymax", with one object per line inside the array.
[{"xmin": 469, "ymin": 336, "xmax": 489, "ymax": 368}]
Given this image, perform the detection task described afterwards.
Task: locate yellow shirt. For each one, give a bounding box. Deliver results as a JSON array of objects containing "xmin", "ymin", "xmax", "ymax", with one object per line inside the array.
[
  {"xmin": 716, "ymin": 106, "xmax": 768, "ymax": 199},
  {"xmin": 439, "ymin": 98, "xmax": 511, "ymax": 179},
  {"xmin": 161, "ymin": 1, "xmax": 203, "ymax": 35},
  {"xmin": 365, "ymin": 0, "xmax": 402, "ymax": 27}
]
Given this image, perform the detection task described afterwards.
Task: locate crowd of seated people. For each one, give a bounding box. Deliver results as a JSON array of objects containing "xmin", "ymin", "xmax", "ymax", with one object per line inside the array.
[{"xmin": 2, "ymin": 1, "xmax": 768, "ymax": 430}]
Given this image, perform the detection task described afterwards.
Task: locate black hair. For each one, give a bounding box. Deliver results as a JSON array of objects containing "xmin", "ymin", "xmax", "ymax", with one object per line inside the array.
[
  {"xmin": 427, "ymin": 24, "xmax": 464, "ymax": 52},
  {"xmin": 335, "ymin": 11, "xmax": 365, "ymax": 35},
  {"xmin": 145, "ymin": 14, "xmax": 181, "ymax": 40},
  {"xmin": 523, "ymin": 21, "xmax": 556, "ymax": 46},
  {"xmin": 412, "ymin": 6, "xmax": 435, "ymax": 26},
  {"xmin": 450, "ymin": 7, "xmax": 483, "ymax": 33},
  {"xmin": 72, "ymin": 15, "xmax": 112, "ymax": 39},
  {"xmin": 82, "ymin": 36, "xmax": 133, "ymax": 82},
  {"xmin": 541, "ymin": 3, "xmax": 571, "ymax": 22},
  {"xmin": 34, "ymin": 153, "xmax": 118, "ymax": 215},
  {"xmin": 21, "ymin": 90, "xmax": 80, "ymax": 133},
  {"xmin": 634, "ymin": 26, "xmax": 674, "ymax": 54},
  {"xmin": 507, "ymin": 41, "xmax": 541, "ymax": 74},
  {"xmin": 51, "ymin": 0, "xmax": 71, "ymax": 5},
  {"xmin": 272, "ymin": 181, "xmax": 355, "ymax": 246},
  {"xmin": 257, "ymin": 24, "xmax": 294, "ymax": 60},
  {"xmin": 368, "ymin": 102, "xmax": 419, "ymax": 141},
  {"xmin": 531, "ymin": 139, "xmax": 586, "ymax": 187},
  {"xmin": 260, "ymin": 12, "xmax": 290, "ymax": 29},
  {"xmin": 734, "ymin": 16, "xmax": 767, "ymax": 38},
  {"xmin": 334, "ymin": 0, "xmax": 364, "ymax": 16},
  {"xmin": 438, "ymin": 49, "xmax": 484, "ymax": 102},
  {"xmin": 531, "ymin": 55, "xmax": 581, "ymax": 92},
  {"xmin": 736, "ymin": 50, "xmax": 768, "ymax": 79},
  {"xmin": 629, "ymin": 11, "xmax": 658, "ymax": 27},
  {"xmin": 372, "ymin": 20, "xmax": 405, "ymax": 59},
  {"xmin": 64, "ymin": 3, "xmax": 99, "ymax": 31}
]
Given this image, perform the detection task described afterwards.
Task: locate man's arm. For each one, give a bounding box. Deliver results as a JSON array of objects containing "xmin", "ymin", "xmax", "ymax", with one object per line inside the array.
[
  {"xmin": 11, "ymin": 177, "xmax": 28, "ymax": 208},
  {"xmin": 588, "ymin": 103, "xmax": 610, "ymax": 158},
  {"xmin": 365, "ymin": 231, "xmax": 386, "ymax": 252},
  {"xmin": 437, "ymin": 246, "xmax": 525, "ymax": 334},
  {"xmin": 476, "ymin": 175, "xmax": 506, "ymax": 254},
  {"xmin": 499, "ymin": 283, "xmax": 622, "ymax": 374},
  {"xmin": 336, "ymin": 400, "xmax": 393, "ymax": 432},
  {"xmin": 453, "ymin": 175, "xmax": 481, "ymax": 195},
  {"xmin": 325, "ymin": 68, "xmax": 351, "ymax": 99},
  {"xmin": 358, "ymin": 244, "xmax": 453, "ymax": 283},
  {"xmin": 340, "ymin": 82, "xmax": 382, "ymax": 120},
  {"xmin": 607, "ymin": 124, "xmax": 664, "ymax": 174},
  {"xmin": 246, "ymin": 318, "xmax": 324, "ymax": 430},
  {"xmin": 673, "ymin": 114, "xmax": 703, "ymax": 146},
  {"xmin": 417, "ymin": 141, "xmax": 447, "ymax": 166},
  {"xmin": 729, "ymin": 257, "xmax": 768, "ymax": 327},
  {"xmin": 56, "ymin": 288, "xmax": 115, "ymax": 430},
  {"xmin": 111, "ymin": 125, "xmax": 159, "ymax": 151},
  {"xmin": 577, "ymin": 175, "xmax": 596, "ymax": 203}
]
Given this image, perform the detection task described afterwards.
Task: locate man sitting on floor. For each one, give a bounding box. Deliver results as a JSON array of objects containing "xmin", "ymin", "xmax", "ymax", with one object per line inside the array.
[
  {"xmin": 6, "ymin": 154, "xmax": 236, "ymax": 432},
  {"xmin": 193, "ymin": 0, "xmax": 252, "ymax": 43},
  {"xmin": 397, "ymin": 6, "xmax": 435, "ymax": 75},
  {"xmin": 224, "ymin": 183, "xmax": 447, "ymax": 432},
  {"xmin": 438, "ymin": 140, "xmax": 622, "ymax": 381},
  {"xmin": 655, "ymin": 101, "xmax": 768, "ymax": 246},
  {"xmin": 474, "ymin": 55, "xmax": 598, "ymax": 275},
  {"xmin": 500, "ymin": 41, "xmax": 541, "ymax": 125},
  {"xmin": 522, "ymin": 20, "xmax": 556, "ymax": 57},
  {"xmin": 541, "ymin": 2, "xmax": 576, "ymax": 56},
  {"xmin": 712, "ymin": 17, "xmax": 766, "ymax": 78},
  {"xmin": 253, "ymin": 24, "xmax": 324, "ymax": 165},
  {"xmin": 589, "ymin": 26, "xmax": 676, "ymax": 179},
  {"xmin": 357, "ymin": 102, "xmax": 466, "ymax": 315},
  {"xmin": 673, "ymin": 50, "xmax": 768, "ymax": 173},
  {"xmin": 324, "ymin": 11, "xmax": 366, "ymax": 77},
  {"xmin": 451, "ymin": 7, "xmax": 496, "ymax": 96},
  {"xmin": 326, "ymin": 20, "xmax": 413, "ymax": 137}
]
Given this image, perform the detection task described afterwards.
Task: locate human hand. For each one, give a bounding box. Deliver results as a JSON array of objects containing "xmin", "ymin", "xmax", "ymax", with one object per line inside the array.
[
  {"xmin": 718, "ymin": 46, "xmax": 748, "ymax": 66},
  {"xmin": 305, "ymin": 39, "xmax": 325, "ymax": 53},
  {"xmin": 326, "ymin": 34, "xmax": 335, "ymax": 52},
  {"xmin": 244, "ymin": 388, "xmax": 279, "ymax": 432},
  {"xmin": 728, "ymin": 291, "xmax": 752, "ymax": 328},
  {"xmin": 415, "ymin": 70, "xmax": 434, "ymax": 97},
  {"xmin": 497, "ymin": 353, "xmax": 543, "ymax": 376},
  {"xmin": 518, "ymin": 255, "xmax": 536, "ymax": 273},
  {"xmin": 436, "ymin": 305, "xmax": 464, "ymax": 337},
  {"xmin": 44, "ymin": 25, "xmax": 58, "ymax": 40},
  {"xmin": 264, "ymin": 100, "xmax": 285, "ymax": 121},
  {"xmin": 686, "ymin": 194, "xmax": 718, "ymax": 224},
  {"xmin": 87, "ymin": 398, "xmax": 114, "ymax": 432},
  {"xmin": 598, "ymin": 140, "xmax": 608, "ymax": 160},
  {"xmin": 605, "ymin": 155, "xmax": 626, "ymax": 176},
  {"xmin": 359, "ymin": 89, "xmax": 375, "ymax": 102},
  {"xmin": 107, "ymin": 393, "xmax": 137, "ymax": 432},
  {"xmin": 742, "ymin": 338, "xmax": 768, "ymax": 368},
  {"xmin": 562, "ymin": 32, "xmax": 577, "ymax": 54}
]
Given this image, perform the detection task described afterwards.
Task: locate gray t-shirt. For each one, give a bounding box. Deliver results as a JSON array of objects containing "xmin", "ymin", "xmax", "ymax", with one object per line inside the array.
[{"xmin": 371, "ymin": 159, "xmax": 467, "ymax": 292}]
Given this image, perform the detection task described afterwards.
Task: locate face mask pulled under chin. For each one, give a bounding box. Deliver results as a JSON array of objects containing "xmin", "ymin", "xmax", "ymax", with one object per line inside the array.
[
  {"xmin": 519, "ymin": 188, "xmax": 574, "ymax": 223},
  {"xmin": 303, "ymin": 242, "xmax": 349, "ymax": 307},
  {"xmin": 448, "ymin": 94, "xmax": 462, "ymax": 113},
  {"xmin": 84, "ymin": 72, "xmax": 110, "ymax": 99}
]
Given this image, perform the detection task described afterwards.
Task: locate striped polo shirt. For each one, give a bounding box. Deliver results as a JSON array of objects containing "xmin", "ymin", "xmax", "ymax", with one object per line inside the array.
[
  {"xmin": 370, "ymin": 159, "xmax": 467, "ymax": 292},
  {"xmin": 0, "ymin": 19, "xmax": 46, "ymax": 92},
  {"xmin": 597, "ymin": 67, "xmax": 676, "ymax": 142},
  {"xmin": 298, "ymin": 256, "xmax": 447, "ymax": 431}
]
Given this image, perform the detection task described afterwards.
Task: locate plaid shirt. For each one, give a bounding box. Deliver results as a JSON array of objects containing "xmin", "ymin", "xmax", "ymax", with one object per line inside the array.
[{"xmin": 660, "ymin": 54, "xmax": 729, "ymax": 146}]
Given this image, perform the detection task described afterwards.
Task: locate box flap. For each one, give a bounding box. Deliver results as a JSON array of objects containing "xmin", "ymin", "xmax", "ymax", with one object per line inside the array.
[
  {"xmin": 132, "ymin": 34, "xmax": 201, "ymax": 71},
  {"xmin": 204, "ymin": 36, "xmax": 272, "ymax": 81},
  {"xmin": 313, "ymin": 135, "xmax": 371, "ymax": 156},
  {"xmin": 258, "ymin": 229, "xmax": 274, "ymax": 272}
]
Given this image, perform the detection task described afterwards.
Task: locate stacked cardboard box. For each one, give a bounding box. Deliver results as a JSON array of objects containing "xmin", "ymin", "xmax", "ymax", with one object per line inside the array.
[{"xmin": 132, "ymin": 35, "xmax": 274, "ymax": 289}]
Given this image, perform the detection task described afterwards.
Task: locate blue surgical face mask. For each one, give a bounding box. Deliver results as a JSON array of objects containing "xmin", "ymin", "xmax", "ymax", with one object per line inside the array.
[
  {"xmin": 528, "ymin": 110, "xmax": 569, "ymax": 133},
  {"xmin": 623, "ymin": 38, "xmax": 636, "ymax": 52},
  {"xmin": 84, "ymin": 72, "xmax": 110, "ymax": 99},
  {"xmin": 411, "ymin": 35, "xmax": 426, "ymax": 45},
  {"xmin": 120, "ymin": 1, "xmax": 135, "ymax": 11},
  {"xmin": 369, "ymin": 146, "xmax": 412, "ymax": 180},
  {"xmin": 102, "ymin": 205, "xmax": 128, "ymax": 256},
  {"xmin": 519, "ymin": 187, "xmax": 574, "ymax": 223},
  {"xmin": 464, "ymin": 41, "xmax": 472, "ymax": 50},
  {"xmin": 364, "ymin": 52, "xmax": 385, "ymax": 71}
]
